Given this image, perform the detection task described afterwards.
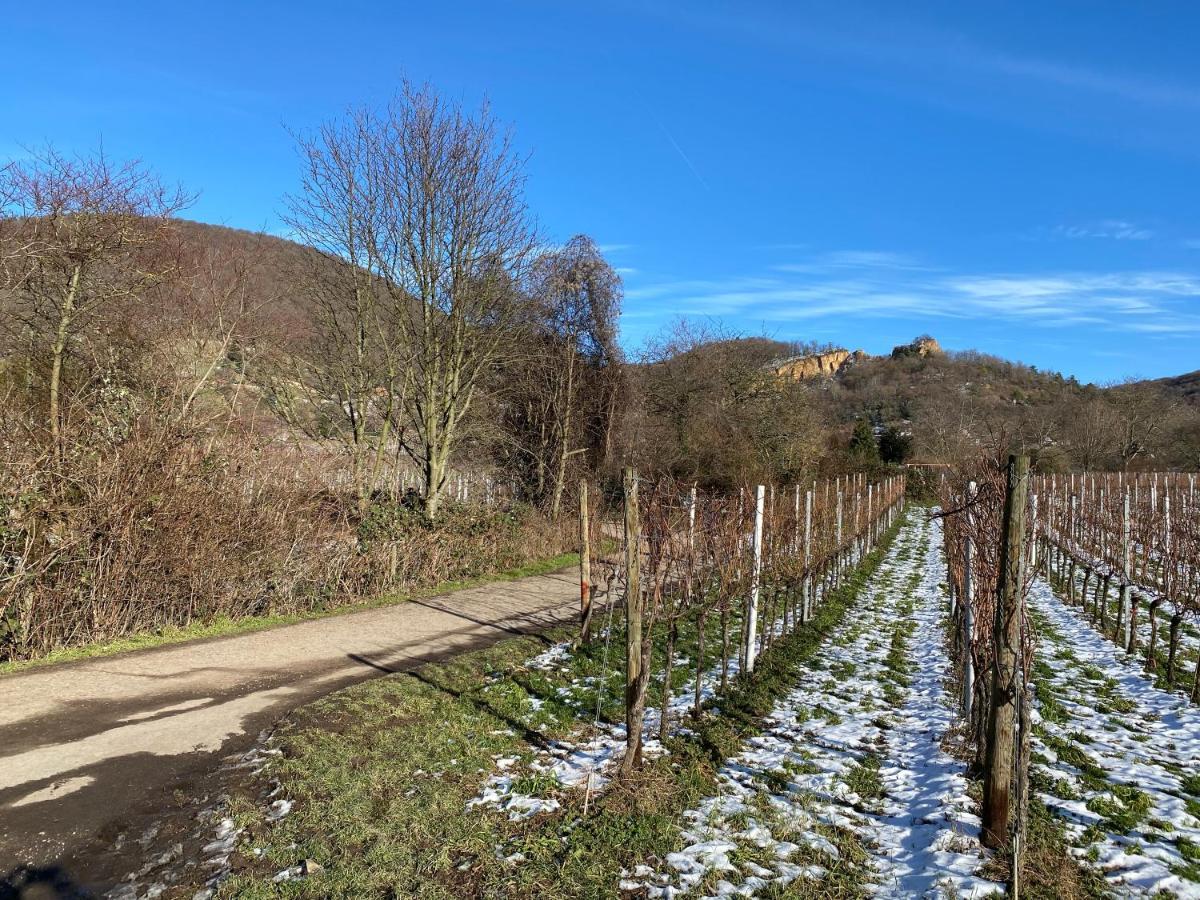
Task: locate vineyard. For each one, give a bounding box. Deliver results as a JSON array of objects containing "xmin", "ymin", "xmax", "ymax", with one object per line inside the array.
[
  {"xmin": 185, "ymin": 462, "xmax": 1200, "ymax": 899},
  {"xmin": 942, "ymin": 461, "xmax": 1200, "ymax": 897}
]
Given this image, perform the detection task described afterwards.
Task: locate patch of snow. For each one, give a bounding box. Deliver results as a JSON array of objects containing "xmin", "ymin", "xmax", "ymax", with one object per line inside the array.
[
  {"xmin": 1030, "ymin": 578, "xmax": 1200, "ymax": 898},
  {"xmin": 265, "ymin": 799, "xmax": 293, "ymax": 822},
  {"xmin": 629, "ymin": 513, "xmax": 1002, "ymax": 899}
]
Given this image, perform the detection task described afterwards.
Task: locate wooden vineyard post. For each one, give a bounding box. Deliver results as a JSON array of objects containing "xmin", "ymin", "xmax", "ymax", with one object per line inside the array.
[
  {"xmin": 744, "ymin": 485, "xmax": 765, "ymax": 673},
  {"xmin": 621, "ymin": 467, "xmax": 643, "ymax": 774},
  {"xmin": 579, "ymin": 479, "xmax": 592, "ymax": 643},
  {"xmin": 982, "ymin": 454, "xmax": 1030, "ymax": 851}
]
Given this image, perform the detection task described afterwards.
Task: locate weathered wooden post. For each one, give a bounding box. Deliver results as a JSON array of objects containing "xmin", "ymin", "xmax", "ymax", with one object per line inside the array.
[
  {"xmin": 621, "ymin": 467, "xmax": 643, "ymax": 774},
  {"xmin": 982, "ymin": 454, "xmax": 1030, "ymax": 850},
  {"xmin": 744, "ymin": 485, "xmax": 765, "ymax": 673},
  {"xmin": 579, "ymin": 479, "xmax": 593, "ymax": 642},
  {"xmin": 867, "ymin": 482, "xmax": 874, "ymax": 546}
]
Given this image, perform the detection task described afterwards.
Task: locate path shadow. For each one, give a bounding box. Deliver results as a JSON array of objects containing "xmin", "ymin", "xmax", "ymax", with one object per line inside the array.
[
  {"xmin": 406, "ymin": 668, "xmax": 558, "ymax": 754},
  {"xmin": 0, "ymin": 864, "xmax": 92, "ymax": 899},
  {"xmin": 406, "ymin": 599, "xmax": 561, "ymax": 644}
]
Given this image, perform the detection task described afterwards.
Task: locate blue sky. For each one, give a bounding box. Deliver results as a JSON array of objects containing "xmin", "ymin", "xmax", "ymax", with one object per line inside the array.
[{"xmin": 5, "ymin": 1, "xmax": 1200, "ymax": 383}]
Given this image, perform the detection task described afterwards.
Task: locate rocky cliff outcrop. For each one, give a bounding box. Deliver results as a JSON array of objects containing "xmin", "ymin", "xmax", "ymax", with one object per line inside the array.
[
  {"xmin": 768, "ymin": 336, "xmax": 943, "ymax": 382},
  {"xmin": 770, "ymin": 348, "xmax": 866, "ymax": 380},
  {"xmin": 891, "ymin": 336, "xmax": 943, "ymax": 359}
]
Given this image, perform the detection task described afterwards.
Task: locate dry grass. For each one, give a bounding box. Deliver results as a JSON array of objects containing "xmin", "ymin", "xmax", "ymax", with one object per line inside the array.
[{"xmin": 0, "ymin": 413, "xmax": 571, "ymax": 662}]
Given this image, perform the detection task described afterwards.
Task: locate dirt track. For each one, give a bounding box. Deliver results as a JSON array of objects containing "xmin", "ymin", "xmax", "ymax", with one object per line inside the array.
[{"xmin": 0, "ymin": 570, "xmax": 582, "ymax": 895}]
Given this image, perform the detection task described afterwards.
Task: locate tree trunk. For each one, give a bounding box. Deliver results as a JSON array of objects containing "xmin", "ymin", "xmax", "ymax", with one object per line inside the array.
[
  {"xmin": 1146, "ymin": 599, "xmax": 1162, "ymax": 673},
  {"xmin": 1167, "ymin": 613, "xmax": 1182, "ymax": 687},
  {"xmin": 424, "ymin": 438, "xmax": 447, "ymax": 520},
  {"xmin": 48, "ymin": 264, "xmax": 82, "ymax": 458},
  {"xmin": 659, "ymin": 620, "xmax": 677, "ymax": 744}
]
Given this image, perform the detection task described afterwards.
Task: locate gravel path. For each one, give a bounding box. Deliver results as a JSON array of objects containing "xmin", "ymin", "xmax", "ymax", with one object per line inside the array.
[{"xmin": 0, "ymin": 569, "xmax": 583, "ymax": 893}]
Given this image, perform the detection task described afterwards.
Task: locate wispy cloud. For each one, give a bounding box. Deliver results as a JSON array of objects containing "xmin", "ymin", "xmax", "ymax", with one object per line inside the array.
[
  {"xmin": 772, "ymin": 250, "xmax": 938, "ymax": 274},
  {"xmin": 1047, "ymin": 220, "xmax": 1154, "ymax": 241},
  {"xmin": 658, "ymin": 6, "xmax": 1200, "ymax": 150},
  {"xmin": 983, "ymin": 53, "xmax": 1200, "ymax": 110},
  {"xmin": 624, "ymin": 250, "xmax": 1200, "ymax": 336}
]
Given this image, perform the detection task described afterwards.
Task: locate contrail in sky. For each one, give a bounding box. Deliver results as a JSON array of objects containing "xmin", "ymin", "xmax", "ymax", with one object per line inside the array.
[{"xmin": 656, "ymin": 119, "xmax": 710, "ymax": 191}]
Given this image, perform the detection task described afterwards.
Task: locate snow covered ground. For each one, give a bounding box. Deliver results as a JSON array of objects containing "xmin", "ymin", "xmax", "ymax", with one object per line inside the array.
[
  {"xmin": 1056, "ymin": 552, "xmax": 1200, "ymax": 686},
  {"xmin": 1030, "ymin": 579, "xmax": 1200, "ymax": 897},
  {"xmin": 626, "ymin": 513, "xmax": 1001, "ymax": 899},
  {"xmin": 467, "ymin": 628, "xmax": 748, "ymax": 822}
]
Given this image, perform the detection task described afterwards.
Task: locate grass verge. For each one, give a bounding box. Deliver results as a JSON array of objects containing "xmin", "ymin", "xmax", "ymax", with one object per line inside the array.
[{"xmin": 209, "ymin": 517, "xmax": 908, "ymax": 898}]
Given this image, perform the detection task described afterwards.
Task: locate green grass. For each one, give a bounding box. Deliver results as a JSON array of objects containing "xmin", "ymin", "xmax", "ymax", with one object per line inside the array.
[
  {"xmin": 1002, "ymin": 799, "xmax": 1109, "ymax": 900},
  {"xmin": 0, "ymin": 552, "xmax": 580, "ymax": 676},
  {"xmin": 210, "ymin": 515, "xmax": 909, "ymax": 898},
  {"xmin": 1085, "ymin": 784, "xmax": 1153, "ymax": 835}
]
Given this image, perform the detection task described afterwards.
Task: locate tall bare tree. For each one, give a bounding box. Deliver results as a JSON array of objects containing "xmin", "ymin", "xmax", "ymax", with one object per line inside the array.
[
  {"xmin": 0, "ymin": 148, "xmax": 191, "ymax": 457},
  {"xmin": 280, "ymin": 112, "xmax": 410, "ymax": 512},
  {"xmin": 502, "ymin": 235, "xmax": 621, "ymax": 516},
  {"xmin": 371, "ymin": 83, "xmax": 536, "ymax": 518},
  {"xmin": 284, "ymin": 85, "xmax": 535, "ymax": 518}
]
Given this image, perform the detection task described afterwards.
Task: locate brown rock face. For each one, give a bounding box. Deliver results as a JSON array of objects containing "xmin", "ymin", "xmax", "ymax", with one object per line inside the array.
[
  {"xmin": 771, "ymin": 348, "xmax": 864, "ymax": 380},
  {"xmin": 891, "ymin": 336, "xmax": 943, "ymax": 359}
]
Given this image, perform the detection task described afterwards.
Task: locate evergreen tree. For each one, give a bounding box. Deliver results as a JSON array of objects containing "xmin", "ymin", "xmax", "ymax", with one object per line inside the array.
[
  {"xmin": 879, "ymin": 426, "xmax": 913, "ymax": 464},
  {"xmin": 849, "ymin": 417, "xmax": 881, "ymax": 463}
]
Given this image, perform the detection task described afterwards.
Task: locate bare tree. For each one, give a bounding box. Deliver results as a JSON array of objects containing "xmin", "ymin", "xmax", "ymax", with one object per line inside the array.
[
  {"xmin": 1109, "ymin": 380, "xmax": 1177, "ymax": 470},
  {"xmin": 501, "ymin": 235, "xmax": 621, "ymax": 516},
  {"xmin": 639, "ymin": 319, "xmax": 823, "ymax": 486},
  {"xmin": 280, "ymin": 112, "xmax": 409, "ymax": 512},
  {"xmin": 166, "ymin": 240, "xmax": 277, "ymax": 429},
  {"xmin": 370, "ymin": 83, "xmax": 537, "ymax": 518},
  {"xmin": 0, "ymin": 147, "xmax": 191, "ymax": 457}
]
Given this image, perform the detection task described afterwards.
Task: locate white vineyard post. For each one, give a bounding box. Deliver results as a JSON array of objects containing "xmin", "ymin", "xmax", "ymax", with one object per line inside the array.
[
  {"xmin": 963, "ymin": 479, "xmax": 977, "ymax": 718},
  {"xmin": 791, "ymin": 484, "xmax": 800, "ymax": 632},
  {"xmin": 835, "ymin": 489, "xmax": 844, "ymax": 586},
  {"xmin": 802, "ymin": 488, "xmax": 813, "ymax": 622},
  {"xmin": 1030, "ymin": 493, "xmax": 1039, "ymax": 572},
  {"xmin": 1120, "ymin": 488, "xmax": 1131, "ymax": 646},
  {"xmin": 744, "ymin": 484, "xmax": 766, "ymax": 673}
]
